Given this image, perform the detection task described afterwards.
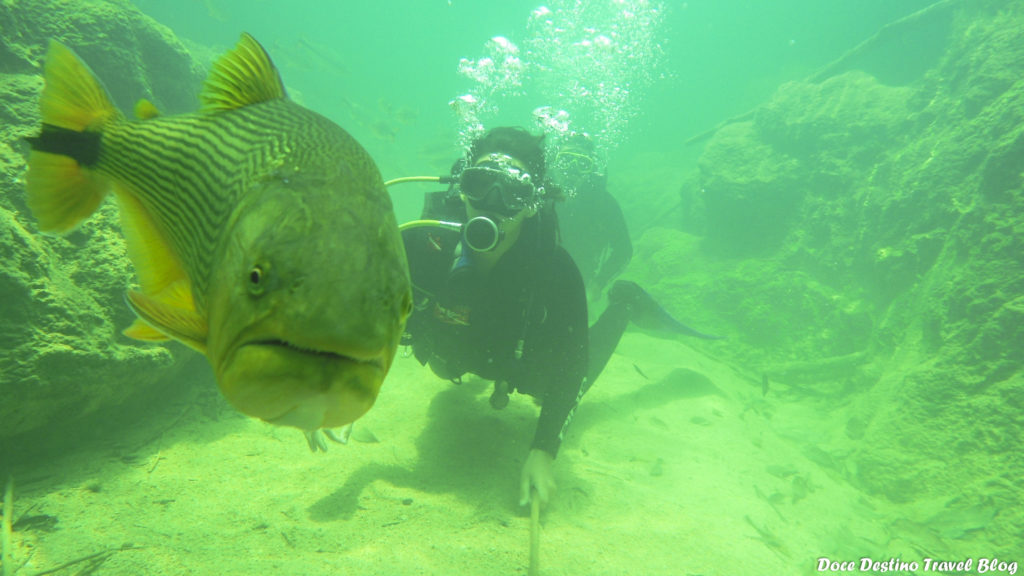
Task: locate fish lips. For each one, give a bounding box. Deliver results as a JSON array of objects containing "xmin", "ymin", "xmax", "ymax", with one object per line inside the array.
[{"xmin": 217, "ymin": 337, "xmax": 390, "ymax": 431}]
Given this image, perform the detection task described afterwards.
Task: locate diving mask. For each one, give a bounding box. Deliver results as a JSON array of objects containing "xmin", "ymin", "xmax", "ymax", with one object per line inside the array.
[
  {"xmin": 459, "ymin": 155, "xmax": 543, "ymax": 216},
  {"xmin": 554, "ymin": 150, "xmax": 597, "ymax": 178}
]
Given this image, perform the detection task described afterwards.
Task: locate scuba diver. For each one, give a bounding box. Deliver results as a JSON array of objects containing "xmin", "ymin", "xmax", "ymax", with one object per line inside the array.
[
  {"xmin": 551, "ymin": 132, "xmax": 632, "ymax": 300},
  {"xmin": 397, "ymin": 127, "xmax": 719, "ymax": 510}
]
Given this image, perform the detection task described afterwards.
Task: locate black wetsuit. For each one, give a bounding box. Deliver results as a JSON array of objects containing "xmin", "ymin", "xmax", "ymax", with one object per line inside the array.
[
  {"xmin": 558, "ymin": 175, "xmax": 633, "ymax": 293},
  {"xmin": 402, "ymin": 218, "xmax": 588, "ymax": 457}
]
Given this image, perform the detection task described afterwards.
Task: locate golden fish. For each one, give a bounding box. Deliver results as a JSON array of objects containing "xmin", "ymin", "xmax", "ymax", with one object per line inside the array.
[{"xmin": 25, "ymin": 34, "xmax": 412, "ymax": 450}]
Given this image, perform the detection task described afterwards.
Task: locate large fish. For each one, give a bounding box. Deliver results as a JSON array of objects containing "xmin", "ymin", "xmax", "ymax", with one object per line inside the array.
[{"xmin": 25, "ymin": 34, "xmax": 412, "ymax": 450}]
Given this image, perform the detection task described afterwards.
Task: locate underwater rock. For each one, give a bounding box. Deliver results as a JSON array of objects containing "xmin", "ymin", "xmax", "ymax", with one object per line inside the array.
[
  {"xmin": 0, "ymin": 0, "xmax": 206, "ymax": 439},
  {"xmin": 689, "ymin": 0, "xmax": 1024, "ymax": 522},
  {"xmin": 754, "ymin": 71, "xmax": 914, "ymax": 165},
  {"xmin": 0, "ymin": 0, "xmax": 202, "ymax": 113},
  {"xmin": 697, "ymin": 120, "xmax": 804, "ymax": 255},
  {"xmin": 699, "ymin": 70, "xmax": 914, "ymax": 258}
]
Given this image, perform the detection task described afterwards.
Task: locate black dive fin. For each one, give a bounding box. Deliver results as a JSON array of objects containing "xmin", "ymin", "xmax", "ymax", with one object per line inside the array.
[{"xmin": 611, "ymin": 280, "xmax": 724, "ymax": 340}]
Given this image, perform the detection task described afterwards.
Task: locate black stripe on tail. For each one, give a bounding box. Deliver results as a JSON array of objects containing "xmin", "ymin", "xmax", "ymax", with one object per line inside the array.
[{"xmin": 26, "ymin": 125, "xmax": 102, "ymax": 166}]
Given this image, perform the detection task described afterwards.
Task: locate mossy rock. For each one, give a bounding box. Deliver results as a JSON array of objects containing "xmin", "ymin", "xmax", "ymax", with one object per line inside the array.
[
  {"xmin": 754, "ymin": 71, "xmax": 914, "ymax": 161},
  {"xmin": 684, "ymin": 1, "xmax": 1024, "ymax": 516},
  {"xmin": 0, "ymin": 0, "xmax": 203, "ymax": 113},
  {"xmin": 0, "ymin": 0, "xmax": 206, "ymax": 439},
  {"xmin": 698, "ymin": 121, "xmax": 804, "ymax": 256}
]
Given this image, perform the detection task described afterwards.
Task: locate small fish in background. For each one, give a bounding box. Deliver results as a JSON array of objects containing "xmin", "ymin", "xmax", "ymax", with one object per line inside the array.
[
  {"xmin": 633, "ymin": 363, "xmax": 649, "ymax": 380},
  {"xmin": 185, "ymin": 0, "xmax": 228, "ymax": 22},
  {"xmin": 762, "ymin": 373, "xmax": 770, "ymax": 397},
  {"xmin": 376, "ymin": 98, "xmax": 419, "ymax": 126},
  {"xmin": 351, "ymin": 426, "xmax": 380, "ymax": 444},
  {"xmin": 296, "ymin": 36, "xmax": 351, "ymax": 77},
  {"xmin": 649, "ymin": 457, "xmax": 664, "ymax": 477},
  {"xmin": 366, "ymin": 99, "xmax": 418, "ymax": 143},
  {"xmin": 25, "ymin": 33, "xmax": 412, "ymax": 451},
  {"xmin": 201, "ymin": 0, "xmax": 227, "ymax": 22},
  {"xmin": 270, "ymin": 36, "xmax": 351, "ymax": 78}
]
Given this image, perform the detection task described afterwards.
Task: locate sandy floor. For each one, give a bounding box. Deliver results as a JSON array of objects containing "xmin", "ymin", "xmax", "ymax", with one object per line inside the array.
[{"xmin": 0, "ymin": 331, "xmax": 979, "ymax": 575}]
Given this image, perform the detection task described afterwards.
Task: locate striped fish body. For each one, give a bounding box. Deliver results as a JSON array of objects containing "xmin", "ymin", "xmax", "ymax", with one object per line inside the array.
[
  {"xmin": 26, "ymin": 35, "xmax": 412, "ymax": 442},
  {"xmin": 97, "ymin": 98, "xmax": 377, "ymax": 310}
]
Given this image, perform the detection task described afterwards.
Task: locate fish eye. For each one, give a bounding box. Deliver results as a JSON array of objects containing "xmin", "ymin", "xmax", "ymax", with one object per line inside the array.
[
  {"xmin": 402, "ymin": 291, "xmax": 413, "ymax": 318},
  {"xmin": 248, "ymin": 265, "xmax": 265, "ymax": 295}
]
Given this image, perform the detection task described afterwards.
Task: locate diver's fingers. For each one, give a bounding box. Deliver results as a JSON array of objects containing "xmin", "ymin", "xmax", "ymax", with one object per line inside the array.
[
  {"xmin": 535, "ymin": 474, "xmax": 554, "ymax": 505},
  {"xmin": 533, "ymin": 482, "xmax": 547, "ymax": 505},
  {"xmin": 304, "ymin": 430, "xmax": 327, "ymax": 452},
  {"xmin": 324, "ymin": 427, "xmax": 349, "ymax": 445},
  {"xmin": 519, "ymin": 466, "xmax": 534, "ymax": 507}
]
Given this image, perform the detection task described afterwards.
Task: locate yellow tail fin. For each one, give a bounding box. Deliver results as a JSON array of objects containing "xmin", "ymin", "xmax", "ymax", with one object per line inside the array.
[{"xmin": 26, "ymin": 40, "xmax": 123, "ymax": 234}]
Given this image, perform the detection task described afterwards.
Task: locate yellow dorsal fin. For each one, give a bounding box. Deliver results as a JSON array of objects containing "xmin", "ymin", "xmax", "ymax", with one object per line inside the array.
[
  {"xmin": 134, "ymin": 98, "xmax": 161, "ymax": 119},
  {"xmin": 126, "ymin": 289, "xmax": 208, "ymax": 353},
  {"xmin": 200, "ymin": 32, "xmax": 286, "ymax": 113}
]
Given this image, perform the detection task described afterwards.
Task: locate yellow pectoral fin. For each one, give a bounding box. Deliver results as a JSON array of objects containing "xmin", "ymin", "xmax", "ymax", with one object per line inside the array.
[
  {"xmin": 123, "ymin": 317, "xmax": 171, "ymax": 342},
  {"xmin": 126, "ymin": 290, "xmax": 208, "ymax": 353},
  {"xmin": 115, "ymin": 185, "xmax": 205, "ymax": 352},
  {"xmin": 113, "ymin": 183, "xmax": 190, "ymax": 297}
]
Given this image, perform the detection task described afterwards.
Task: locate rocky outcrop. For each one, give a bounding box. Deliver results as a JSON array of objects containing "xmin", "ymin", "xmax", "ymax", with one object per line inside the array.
[
  {"xmin": 631, "ymin": 0, "xmax": 1022, "ymax": 551},
  {"xmin": 0, "ymin": 0, "xmax": 206, "ymax": 440}
]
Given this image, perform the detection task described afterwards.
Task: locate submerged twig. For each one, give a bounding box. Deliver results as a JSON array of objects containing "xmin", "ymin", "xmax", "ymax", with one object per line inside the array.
[
  {"xmin": 744, "ymin": 515, "xmax": 791, "ymax": 558},
  {"xmin": 3, "ymin": 476, "xmax": 12, "ymax": 576},
  {"xmin": 31, "ymin": 544, "xmax": 142, "ymax": 576},
  {"xmin": 30, "ymin": 550, "xmax": 111, "ymax": 576},
  {"xmin": 528, "ymin": 488, "xmax": 540, "ymax": 576}
]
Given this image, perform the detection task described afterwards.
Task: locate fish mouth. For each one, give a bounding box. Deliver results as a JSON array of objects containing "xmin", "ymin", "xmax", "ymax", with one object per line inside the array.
[
  {"xmin": 243, "ymin": 338, "xmax": 386, "ymax": 369},
  {"xmin": 217, "ymin": 336, "xmax": 392, "ymax": 431}
]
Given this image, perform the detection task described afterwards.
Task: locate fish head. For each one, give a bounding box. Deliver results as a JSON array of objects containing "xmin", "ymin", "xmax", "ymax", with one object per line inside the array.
[{"xmin": 205, "ymin": 168, "xmax": 411, "ymax": 433}]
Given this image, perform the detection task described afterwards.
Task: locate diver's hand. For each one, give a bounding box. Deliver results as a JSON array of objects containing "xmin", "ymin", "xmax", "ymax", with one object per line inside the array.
[
  {"xmin": 519, "ymin": 448, "xmax": 556, "ymax": 507},
  {"xmin": 586, "ymin": 280, "xmax": 607, "ymax": 306}
]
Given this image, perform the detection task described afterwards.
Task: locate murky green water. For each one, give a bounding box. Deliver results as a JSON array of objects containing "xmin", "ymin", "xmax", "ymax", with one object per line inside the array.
[{"xmin": 2, "ymin": 1, "xmax": 1021, "ymax": 574}]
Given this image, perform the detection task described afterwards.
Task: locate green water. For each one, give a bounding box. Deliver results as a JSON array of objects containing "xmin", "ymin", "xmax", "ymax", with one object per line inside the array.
[
  {"xmin": 130, "ymin": 0, "xmax": 935, "ymax": 222},
  {"xmin": 1, "ymin": 0, "xmax": 1021, "ymax": 574}
]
